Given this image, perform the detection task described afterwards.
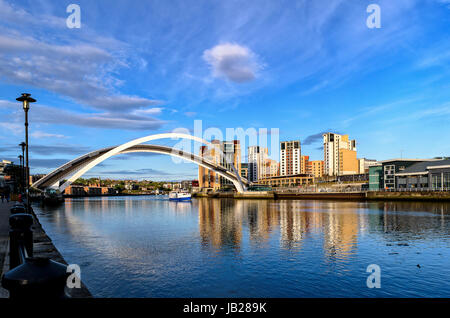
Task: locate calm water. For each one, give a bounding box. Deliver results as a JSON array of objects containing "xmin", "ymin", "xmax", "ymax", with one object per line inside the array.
[{"xmin": 33, "ymin": 196, "xmax": 450, "ymax": 297}]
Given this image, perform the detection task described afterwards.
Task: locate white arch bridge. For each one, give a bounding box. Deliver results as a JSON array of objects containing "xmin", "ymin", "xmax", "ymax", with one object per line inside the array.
[{"xmin": 32, "ymin": 133, "xmax": 248, "ymax": 193}]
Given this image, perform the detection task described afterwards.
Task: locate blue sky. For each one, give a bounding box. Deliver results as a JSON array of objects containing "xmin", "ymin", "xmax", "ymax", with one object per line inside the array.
[{"xmin": 0, "ymin": 0, "xmax": 449, "ymax": 181}]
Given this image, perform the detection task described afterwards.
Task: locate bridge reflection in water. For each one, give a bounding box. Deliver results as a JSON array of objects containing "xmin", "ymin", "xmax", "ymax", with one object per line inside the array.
[{"xmin": 34, "ymin": 197, "xmax": 450, "ymax": 298}]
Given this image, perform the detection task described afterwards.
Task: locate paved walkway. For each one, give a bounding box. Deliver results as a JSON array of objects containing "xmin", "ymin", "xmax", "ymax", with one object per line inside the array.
[
  {"xmin": 0, "ymin": 201, "xmax": 91, "ymax": 298},
  {"xmin": 0, "ymin": 201, "xmax": 12, "ymax": 298}
]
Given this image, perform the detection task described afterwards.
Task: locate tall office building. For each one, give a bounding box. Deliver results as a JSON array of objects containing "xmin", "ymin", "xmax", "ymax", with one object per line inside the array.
[
  {"xmin": 323, "ymin": 133, "xmax": 357, "ymax": 176},
  {"xmin": 248, "ymin": 146, "xmax": 268, "ymax": 182},
  {"xmin": 280, "ymin": 140, "xmax": 301, "ymax": 176}
]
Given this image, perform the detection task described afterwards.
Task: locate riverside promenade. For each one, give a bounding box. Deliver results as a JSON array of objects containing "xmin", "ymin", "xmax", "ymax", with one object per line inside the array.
[
  {"xmin": 195, "ymin": 190, "xmax": 450, "ymax": 201},
  {"xmin": 0, "ymin": 201, "xmax": 12, "ymax": 297},
  {"xmin": 0, "ymin": 200, "xmax": 91, "ymax": 298}
]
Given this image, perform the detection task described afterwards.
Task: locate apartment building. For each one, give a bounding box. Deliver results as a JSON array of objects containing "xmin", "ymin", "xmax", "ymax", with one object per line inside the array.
[
  {"xmin": 280, "ymin": 140, "xmax": 301, "ymax": 176},
  {"xmin": 248, "ymin": 146, "xmax": 268, "ymax": 182},
  {"xmin": 198, "ymin": 142, "xmax": 221, "ymax": 190},
  {"xmin": 310, "ymin": 160, "xmax": 324, "ymax": 178},
  {"xmin": 198, "ymin": 140, "xmax": 241, "ymax": 190},
  {"xmin": 323, "ymin": 133, "xmax": 357, "ymax": 176},
  {"xmin": 262, "ymin": 159, "xmax": 279, "ymax": 179},
  {"xmin": 300, "ymin": 155, "xmax": 311, "ymax": 175},
  {"xmin": 240, "ymin": 163, "xmax": 248, "ymax": 180}
]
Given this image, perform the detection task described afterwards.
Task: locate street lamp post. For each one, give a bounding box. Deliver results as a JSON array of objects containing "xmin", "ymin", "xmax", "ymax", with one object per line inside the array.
[
  {"xmin": 16, "ymin": 93, "xmax": 36, "ymax": 213},
  {"xmin": 19, "ymin": 142, "xmax": 26, "ymax": 193},
  {"xmin": 18, "ymin": 154, "xmax": 23, "ymax": 193}
]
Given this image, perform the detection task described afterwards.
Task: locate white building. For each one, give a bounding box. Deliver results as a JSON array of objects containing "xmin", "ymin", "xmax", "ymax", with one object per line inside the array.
[
  {"xmin": 248, "ymin": 146, "xmax": 268, "ymax": 182},
  {"xmin": 280, "ymin": 141, "xmax": 301, "ymax": 176},
  {"xmin": 323, "ymin": 133, "xmax": 357, "ymax": 176},
  {"xmin": 358, "ymin": 158, "xmax": 378, "ymax": 174}
]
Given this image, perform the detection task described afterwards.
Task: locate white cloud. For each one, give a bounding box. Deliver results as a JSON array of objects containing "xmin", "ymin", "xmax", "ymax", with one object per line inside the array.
[
  {"xmin": 30, "ymin": 105, "xmax": 166, "ymax": 131},
  {"xmin": 132, "ymin": 108, "xmax": 164, "ymax": 116},
  {"xmin": 0, "ymin": 1, "xmax": 159, "ymax": 113},
  {"xmin": 203, "ymin": 43, "xmax": 263, "ymax": 83},
  {"xmin": 31, "ymin": 131, "xmax": 67, "ymax": 139},
  {"xmin": 0, "ymin": 99, "xmax": 15, "ymax": 109},
  {"xmin": 0, "ymin": 100, "xmax": 167, "ymax": 131}
]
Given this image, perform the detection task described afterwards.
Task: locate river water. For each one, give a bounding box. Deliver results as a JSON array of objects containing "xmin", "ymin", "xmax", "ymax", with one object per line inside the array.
[{"xmin": 33, "ymin": 196, "xmax": 450, "ymax": 298}]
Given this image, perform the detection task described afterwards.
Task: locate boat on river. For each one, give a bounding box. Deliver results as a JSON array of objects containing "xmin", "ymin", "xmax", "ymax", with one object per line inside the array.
[{"xmin": 169, "ymin": 191, "xmax": 191, "ymax": 202}]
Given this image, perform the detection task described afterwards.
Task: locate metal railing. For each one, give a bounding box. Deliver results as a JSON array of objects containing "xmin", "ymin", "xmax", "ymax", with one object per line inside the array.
[
  {"xmin": 367, "ymin": 187, "xmax": 450, "ymax": 192},
  {"xmin": 273, "ymin": 187, "xmax": 450, "ymax": 194},
  {"xmin": 274, "ymin": 187, "xmax": 364, "ymax": 193}
]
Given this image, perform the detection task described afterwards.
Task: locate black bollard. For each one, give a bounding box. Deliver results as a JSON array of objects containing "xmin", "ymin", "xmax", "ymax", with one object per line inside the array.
[
  {"xmin": 9, "ymin": 213, "xmax": 34, "ymax": 269},
  {"xmin": 1, "ymin": 257, "xmax": 69, "ymax": 299},
  {"xmin": 10, "ymin": 204, "xmax": 26, "ymax": 215}
]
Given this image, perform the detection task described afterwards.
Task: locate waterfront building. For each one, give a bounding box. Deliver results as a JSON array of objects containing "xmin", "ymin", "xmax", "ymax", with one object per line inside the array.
[
  {"xmin": 395, "ymin": 159, "xmax": 450, "ymax": 190},
  {"xmin": 378, "ymin": 159, "xmax": 436, "ymax": 189},
  {"xmin": 300, "ymin": 155, "xmax": 310, "ymax": 175},
  {"xmin": 310, "ymin": 160, "xmax": 324, "ymax": 178},
  {"xmin": 358, "ymin": 158, "xmax": 378, "ymax": 174},
  {"xmin": 258, "ymin": 174, "xmax": 314, "ymax": 188},
  {"xmin": 64, "ymin": 185, "xmax": 114, "ymax": 196},
  {"xmin": 280, "ymin": 140, "xmax": 301, "ymax": 176},
  {"xmin": 198, "ymin": 142, "xmax": 221, "ymax": 190},
  {"xmin": 163, "ymin": 183, "xmax": 174, "ymax": 190},
  {"xmin": 198, "ymin": 139, "xmax": 241, "ymax": 190},
  {"xmin": 181, "ymin": 180, "xmax": 194, "ymax": 190},
  {"xmin": 248, "ymin": 146, "xmax": 268, "ymax": 182},
  {"xmin": 369, "ymin": 164, "xmax": 383, "ymax": 191},
  {"xmin": 221, "ymin": 140, "xmax": 241, "ymax": 188},
  {"xmin": 240, "ymin": 163, "xmax": 248, "ymax": 180},
  {"xmin": 64, "ymin": 185, "xmax": 85, "ymax": 196},
  {"xmin": 262, "ymin": 159, "xmax": 279, "ymax": 179},
  {"xmin": 323, "ymin": 133, "xmax": 357, "ymax": 176},
  {"xmin": 0, "ymin": 160, "xmax": 12, "ymax": 176}
]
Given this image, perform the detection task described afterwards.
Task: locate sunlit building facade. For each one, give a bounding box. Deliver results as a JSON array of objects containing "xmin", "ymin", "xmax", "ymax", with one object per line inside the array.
[
  {"xmin": 280, "ymin": 140, "xmax": 301, "ymax": 176},
  {"xmin": 323, "ymin": 133, "xmax": 357, "ymax": 176}
]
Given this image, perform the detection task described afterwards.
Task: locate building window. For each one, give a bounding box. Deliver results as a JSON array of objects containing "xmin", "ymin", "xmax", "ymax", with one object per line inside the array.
[
  {"xmin": 432, "ymin": 173, "xmax": 442, "ymax": 190},
  {"xmin": 444, "ymin": 172, "xmax": 450, "ymax": 189}
]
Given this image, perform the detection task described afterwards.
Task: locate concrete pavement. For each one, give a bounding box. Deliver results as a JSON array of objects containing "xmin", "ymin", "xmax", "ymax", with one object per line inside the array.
[
  {"xmin": 0, "ymin": 200, "xmax": 91, "ymax": 298},
  {"xmin": 0, "ymin": 201, "xmax": 13, "ymax": 298}
]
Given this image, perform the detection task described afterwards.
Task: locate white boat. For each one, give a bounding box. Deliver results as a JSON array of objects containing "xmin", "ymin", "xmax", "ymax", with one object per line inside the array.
[{"xmin": 169, "ymin": 191, "xmax": 192, "ymax": 201}]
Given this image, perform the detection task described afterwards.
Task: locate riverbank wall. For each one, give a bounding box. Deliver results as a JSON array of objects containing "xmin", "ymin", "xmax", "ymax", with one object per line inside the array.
[
  {"xmin": 63, "ymin": 193, "xmax": 163, "ymax": 198},
  {"xmin": 194, "ymin": 191, "xmax": 450, "ymax": 201},
  {"xmin": 366, "ymin": 191, "xmax": 450, "ymax": 201},
  {"xmin": 0, "ymin": 201, "xmax": 92, "ymax": 298}
]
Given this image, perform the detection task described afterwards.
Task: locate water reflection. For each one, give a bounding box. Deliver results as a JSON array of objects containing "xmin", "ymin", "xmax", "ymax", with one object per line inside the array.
[
  {"xmin": 35, "ymin": 197, "xmax": 450, "ymax": 297},
  {"xmin": 197, "ymin": 198, "xmax": 449, "ymax": 259}
]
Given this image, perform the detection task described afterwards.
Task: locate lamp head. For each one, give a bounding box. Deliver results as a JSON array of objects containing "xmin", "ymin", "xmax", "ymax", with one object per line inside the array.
[{"xmin": 16, "ymin": 93, "xmax": 36, "ymax": 110}]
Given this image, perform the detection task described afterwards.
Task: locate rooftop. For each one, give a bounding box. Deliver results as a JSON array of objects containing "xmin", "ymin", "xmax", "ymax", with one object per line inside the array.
[
  {"xmin": 397, "ymin": 159, "xmax": 450, "ymax": 175},
  {"xmin": 378, "ymin": 158, "xmax": 439, "ymax": 163}
]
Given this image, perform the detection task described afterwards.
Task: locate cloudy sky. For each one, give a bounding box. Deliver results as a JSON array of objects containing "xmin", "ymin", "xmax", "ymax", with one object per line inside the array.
[{"xmin": 0, "ymin": 0, "xmax": 449, "ymax": 180}]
